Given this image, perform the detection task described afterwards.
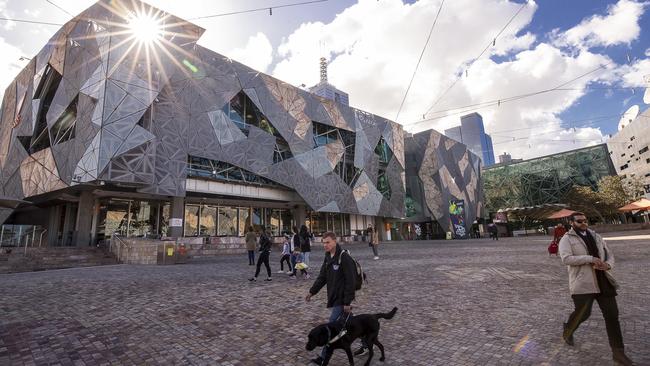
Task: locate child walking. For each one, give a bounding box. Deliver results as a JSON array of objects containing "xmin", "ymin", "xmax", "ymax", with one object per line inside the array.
[{"xmin": 278, "ymin": 234, "xmax": 292, "ymax": 274}]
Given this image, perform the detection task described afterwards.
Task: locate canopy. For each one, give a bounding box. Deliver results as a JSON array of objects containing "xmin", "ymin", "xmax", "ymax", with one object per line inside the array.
[
  {"xmin": 618, "ymin": 198, "xmax": 650, "ymax": 212},
  {"xmin": 0, "ymin": 196, "xmax": 31, "ymax": 209},
  {"xmin": 547, "ymin": 208, "xmax": 576, "ymax": 219}
]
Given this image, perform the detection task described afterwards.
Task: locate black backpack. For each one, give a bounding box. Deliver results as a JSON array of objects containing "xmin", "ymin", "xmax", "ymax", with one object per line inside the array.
[{"xmin": 338, "ymin": 250, "xmax": 366, "ymax": 290}]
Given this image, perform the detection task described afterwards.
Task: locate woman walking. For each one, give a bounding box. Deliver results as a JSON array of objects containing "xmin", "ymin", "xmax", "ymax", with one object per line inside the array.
[
  {"xmin": 245, "ymin": 226, "xmax": 257, "ymax": 265},
  {"xmin": 299, "ymin": 225, "xmax": 312, "ymax": 267},
  {"xmin": 367, "ymin": 224, "xmax": 380, "ymax": 260},
  {"xmin": 249, "ymin": 227, "xmax": 272, "ymax": 282}
]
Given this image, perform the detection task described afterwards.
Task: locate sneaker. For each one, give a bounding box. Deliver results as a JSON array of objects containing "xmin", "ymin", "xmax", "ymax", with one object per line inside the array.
[
  {"xmin": 353, "ymin": 347, "xmax": 368, "ymax": 356},
  {"xmin": 265, "ymin": 277, "xmax": 272, "ymax": 281},
  {"xmin": 276, "ymin": 270, "xmax": 285, "ymax": 273},
  {"xmin": 285, "ymin": 270, "xmax": 292, "ymax": 274},
  {"xmin": 562, "ymin": 323, "xmax": 574, "ymax": 346},
  {"xmin": 289, "ymin": 275, "xmax": 296, "ymax": 280},
  {"xmin": 248, "ymin": 277, "xmax": 256, "ymax": 282},
  {"xmin": 310, "ymin": 356, "xmax": 323, "ymax": 365},
  {"xmin": 373, "ymin": 256, "xmax": 379, "ymax": 260}
]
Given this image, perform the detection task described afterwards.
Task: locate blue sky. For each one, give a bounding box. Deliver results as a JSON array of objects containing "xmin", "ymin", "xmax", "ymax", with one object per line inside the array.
[{"xmin": 1, "ymin": 0, "xmax": 649, "ymax": 159}]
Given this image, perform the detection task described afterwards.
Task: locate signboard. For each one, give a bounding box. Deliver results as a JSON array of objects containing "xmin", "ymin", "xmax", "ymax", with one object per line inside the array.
[
  {"xmin": 170, "ymin": 218, "xmax": 183, "ymax": 227},
  {"xmin": 449, "ymin": 199, "xmax": 467, "ymax": 239}
]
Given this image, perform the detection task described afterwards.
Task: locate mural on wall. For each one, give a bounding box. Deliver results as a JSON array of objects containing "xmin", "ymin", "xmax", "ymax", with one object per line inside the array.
[
  {"xmin": 0, "ymin": 0, "xmax": 406, "ymax": 223},
  {"xmin": 449, "ymin": 199, "xmax": 467, "ymax": 239}
]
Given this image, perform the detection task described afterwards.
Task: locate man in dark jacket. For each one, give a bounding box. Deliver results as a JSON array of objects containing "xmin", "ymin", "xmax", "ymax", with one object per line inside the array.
[
  {"xmin": 305, "ymin": 231, "xmax": 356, "ymax": 365},
  {"xmin": 249, "ymin": 227, "xmax": 272, "ymax": 282}
]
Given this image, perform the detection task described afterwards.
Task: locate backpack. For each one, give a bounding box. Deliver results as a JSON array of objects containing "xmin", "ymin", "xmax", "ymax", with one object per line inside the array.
[{"xmin": 338, "ymin": 250, "xmax": 366, "ymax": 291}]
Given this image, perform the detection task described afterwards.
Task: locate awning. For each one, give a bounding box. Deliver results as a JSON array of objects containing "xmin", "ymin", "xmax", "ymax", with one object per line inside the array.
[
  {"xmin": 0, "ymin": 196, "xmax": 31, "ymax": 209},
  {"xmin": 498, "ymin": 203, "xmax": 567, "ymax": 220},
  {"xmin": 547, "ymin": 208, "xmax": 576, "ymax": 219},
  {"xmin": 618, "ymin": 198, "xmax": 650, "ymax": 212}
]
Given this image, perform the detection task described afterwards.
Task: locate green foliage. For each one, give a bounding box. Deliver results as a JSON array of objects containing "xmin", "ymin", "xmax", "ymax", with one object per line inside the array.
[{"xmin": 565, "ymin": 175, "xmax": 644, "ymax": 223}]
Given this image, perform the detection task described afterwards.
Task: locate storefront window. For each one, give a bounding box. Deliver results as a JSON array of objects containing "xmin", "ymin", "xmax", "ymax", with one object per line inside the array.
[
  {"xmin": 160, "ymin": 203, "xmax": 170, "ymax": 237},
  {"xmin": 128, "ymin": 201, "xmax": 158, "ymax": 237},
  {"xmin": 184, "ymin": 204, "xmax": 200, "ymax": 236},
  {"xmin": 310, "ymin": 211, "xmax": 326, "ymax": 236},
  {"xmin": 280, "ymin": 210, "xmax": 293, "ymax": 235},
  {"xmin": 218, "ymin": 207, "xmax": 238, "ymax": 236},
  {"xmin": 238, "ymin": 207, "xmax": 250, "ymax": 236},
  {"xmin": 252, "ymin": 207, "xmax": 265, "ymax": 231},
  {"xmin": 200, "ymin": 205, "xmax": 217, "ymax": 236},
  {"xmin": 269, "ymin": 209, "xmax": 281, "ymax": 236}
]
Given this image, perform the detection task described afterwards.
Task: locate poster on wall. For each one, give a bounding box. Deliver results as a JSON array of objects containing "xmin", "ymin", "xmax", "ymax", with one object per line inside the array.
[{"xmin": 449, "ymin": 200, "xmax": 467, "ymax": 239}]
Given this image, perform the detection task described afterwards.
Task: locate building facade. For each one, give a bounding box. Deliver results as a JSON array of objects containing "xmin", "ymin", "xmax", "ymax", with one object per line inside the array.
[
  {"xmin": 0, "ymin": 0, "xmax": 481, "ymax": 246},
  {"xmin": 389, "ymin": 130, "xmax": 483, "ymax": 240},
  {"xmin": 607, "ymin": 107, "xmax": 650, "ymax": 198},
  {"xmin": 444, "ymin": 113, "xmax": 495, "ymax": 167},
  {"xmin": 482, "ymin": 144, "xmax": 616, "ymax": 213}
]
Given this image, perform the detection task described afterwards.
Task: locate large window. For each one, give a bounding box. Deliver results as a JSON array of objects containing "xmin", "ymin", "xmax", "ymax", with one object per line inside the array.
[
  {"xmin": 188, "ymin": 156, "xmax": 287, "ymax": 188},
  {"xmin": 218, "ymin": 207, "xmax": 238, "ymax": 236},
  {"xmin": 23, "ymin": 64, "xmax": 63, "ymax": 154},
  {"xmin": 51, "ymin": 96, "xmax": 78, "ymax": 145},
  {"xmin": 222, "ymin": 91, "xmax": 293, "ymax": 162},
  {"xmin": 184, "ymin": 204, "xmax": 200, "ymax": 236},
  {"xmin": 200, "ymin": 205, "xmax": 217, "ymax": 236},
  {"xmin": 313, "ymin": 121, "xmax": 361, "ymax": 187},
  {"xmin": 238, "ymin": 207, "xmax": 250, "ymax": 236}
]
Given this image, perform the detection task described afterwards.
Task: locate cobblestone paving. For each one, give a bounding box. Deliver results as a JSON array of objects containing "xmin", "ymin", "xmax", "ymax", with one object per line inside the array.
[{"xmin": 1, "ymin": 232, "xmax": 649, "ymax": 365}]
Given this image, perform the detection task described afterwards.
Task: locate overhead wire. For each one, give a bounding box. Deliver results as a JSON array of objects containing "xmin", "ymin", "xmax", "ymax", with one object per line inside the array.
[
  {"xmin": 423, "ymin": 1, "xmax": 529, "ymax": 118},
  {"xmin": 189, "ymin": 0, "xmax": 328, "ymax": 20},
  {"xmin": 395, "ymin": 0, "xmax": 445, "ymax": 122}
]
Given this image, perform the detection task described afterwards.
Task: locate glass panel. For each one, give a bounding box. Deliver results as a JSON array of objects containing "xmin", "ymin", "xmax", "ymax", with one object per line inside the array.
[
  {"xmin": 128, "ymin": 201, "xmax": 158, "ymax": 237},
  {"xmin": 160, "ymin": 203, "xmax": 170, "ymax": 237},
  {"xmin": 184, "ymin": 204, "xmax": 200, "ymax": 236},
  {"xmin": 311, "ymin": 211, "xmax": 326, "ymax": 236},
  {"xmin": 252, "ymin": 207, "xmax": 264, "ymax": 232},
  {"xmin": 238, "ymin": 207, "xmax": 250, "ymax": 236},
  {"xmin": 51, "ymin": 96, "xmax": 78, "ymax": 145},
  {"xmin": 200, "ymin": 205, "xmax": 217, "ymax": 236},
  {"xmin": 269, "ymin": 209, "xmax": 281, "ymax": 237},
  {"xmin": 280, "ymin": 209, "xmax": 292, "ymax": 235},
  {"xmin": 218, "ymin": 207, "xmax": 238, "ymax": 236}
]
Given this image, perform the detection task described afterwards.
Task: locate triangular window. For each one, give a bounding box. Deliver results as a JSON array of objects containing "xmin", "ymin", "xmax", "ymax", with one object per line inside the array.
[{"xmin": 51, "ymin": 95, "xmax": 78, "ymax": 145}]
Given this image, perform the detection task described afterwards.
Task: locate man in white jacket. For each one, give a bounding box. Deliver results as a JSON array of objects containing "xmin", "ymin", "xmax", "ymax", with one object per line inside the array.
[{"xmin": 558, "ymin": 212, "xmax": 634, "ymax": 366}]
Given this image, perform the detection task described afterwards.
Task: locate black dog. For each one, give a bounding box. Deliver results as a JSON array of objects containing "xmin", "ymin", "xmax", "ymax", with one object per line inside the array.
[{"xmin": 306, "ymin": 307, "xmax": 397, "ymax": 366}]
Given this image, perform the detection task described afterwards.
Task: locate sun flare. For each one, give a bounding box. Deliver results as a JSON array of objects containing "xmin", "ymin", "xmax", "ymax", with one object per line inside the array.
[{"xmin": 127, "ymin": 13, "xmax": 162, "ymax": 44}]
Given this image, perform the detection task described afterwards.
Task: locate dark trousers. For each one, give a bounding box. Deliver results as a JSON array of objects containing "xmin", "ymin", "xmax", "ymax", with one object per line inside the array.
[
  {"xmin": 280, "ymin": 254, "xmax": 291, "ymax": 271},
  {"xmin": 371, "ymin": 243, "xmax": 379, "ymax": 256},
  {"xmin": 254, "ymin": 251, "xmax": 271, "ymax": 278},
  {"xmin": 247, "ymin": 250, "xmax": 255, "ymax": 265},
  {"xmin": 565, "ymin": 293, "xmax": 624, "ymax": 349}
]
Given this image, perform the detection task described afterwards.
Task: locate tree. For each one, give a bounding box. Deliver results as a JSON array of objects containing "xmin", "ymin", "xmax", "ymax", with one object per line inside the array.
[{"xmin": 565, "ymin": 176, "xmax": 644, "ymax": 223}]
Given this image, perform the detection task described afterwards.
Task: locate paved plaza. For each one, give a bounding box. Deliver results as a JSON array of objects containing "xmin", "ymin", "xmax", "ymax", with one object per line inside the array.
[{"xmin": 1, "ymin": 232, "xmax": 649, "ymax": 366}]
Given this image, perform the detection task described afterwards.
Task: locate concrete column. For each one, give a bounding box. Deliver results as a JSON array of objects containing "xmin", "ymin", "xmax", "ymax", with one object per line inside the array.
[
  {"xmin": 74, "ymin": 191, "xmax": 94, "ymax": 247},
  {"xmin": 169, "ymin": 196, "xmax": 185, "ymax": 238},
  {"xmin": 292, "ymin": 204, "xmax": 306, "ymax": 230}
]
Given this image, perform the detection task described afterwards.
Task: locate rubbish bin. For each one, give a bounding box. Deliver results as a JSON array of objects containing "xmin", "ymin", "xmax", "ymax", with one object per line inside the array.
[
  {"xmin": 157, "ymin": 242, "xmax": 176, "ymax": 265},
  {"xmin": 446, "ymin": 232, "xmax": 452, "ymax": 240}
]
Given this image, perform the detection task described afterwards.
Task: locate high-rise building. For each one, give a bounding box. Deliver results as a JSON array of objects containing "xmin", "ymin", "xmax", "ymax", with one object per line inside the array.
[
  {"xmin": 607, "ymin": 107, "xmax": 650, "ymax": 197},
  {"xmin": 309, "ymin": 57, "xmax": 349, "ymax": 106},
  {"xmin": 444, "ymin": 113, "xmax": 495, "ymax": 166}
]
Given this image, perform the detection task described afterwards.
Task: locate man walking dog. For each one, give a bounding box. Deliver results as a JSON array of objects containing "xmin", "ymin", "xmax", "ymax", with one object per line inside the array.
[
  {"xmin": 305, "ymin": 231, "xmax": 357, "ymax": 365},
  {"xmin": 559, "ymin": 212, "xmax": 634, "ymax": 365}
]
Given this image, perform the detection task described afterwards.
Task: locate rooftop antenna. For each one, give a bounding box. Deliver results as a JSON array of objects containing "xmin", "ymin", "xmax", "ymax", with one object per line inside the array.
[{"xmin": 319, "ymin": 57, "xmax": 328, "ymax": 83}]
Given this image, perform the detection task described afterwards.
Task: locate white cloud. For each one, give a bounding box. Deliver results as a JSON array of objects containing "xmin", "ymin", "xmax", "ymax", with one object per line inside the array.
[
  {"xmin": 225, "ymin": 32, "xmax": 273, "ymax": 73},
  {"xmin": 271, "ymin": 0, "xmax": 620, "ymax": 159},
  {"xmin": 553, "ymin": 0, "xmax": 646, "ymax": 49},
  {"xmin": 0, "ymin": 36, "xmax": 27, "ymax": 103}
]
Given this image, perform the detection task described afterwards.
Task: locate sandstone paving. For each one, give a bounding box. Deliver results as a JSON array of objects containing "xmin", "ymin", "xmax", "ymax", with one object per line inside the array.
[{"xmin": 1, "ymin": 233, "xmax": 648, "ymax": 365}]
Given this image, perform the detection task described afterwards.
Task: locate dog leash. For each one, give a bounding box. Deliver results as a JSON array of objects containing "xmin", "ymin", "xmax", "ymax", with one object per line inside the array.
[{"xmin": 327, "ymin": 312, "xmax": 351, "ymax": 344}]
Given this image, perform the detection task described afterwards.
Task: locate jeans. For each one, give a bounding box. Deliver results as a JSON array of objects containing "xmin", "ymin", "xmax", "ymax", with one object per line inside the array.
[
  {"xmin": 320, "ymin": 305, "xmax": 345, "ymax": 359},
  {"xmin": 254, "ymin": 251, "xmax": 271, "ymax": 278},
  {"xmin": 280, "ymin": 254, "xmax": 291, "ymax": 271},
  {"xmin": 303, "ymin": 252, "xmax": 310, "ymax": 266},
  {"xmin": 371, "ymin": 244, "xmax": 379, "ymax": 256},
  {"xmin": 247, "ymin": 250, "xmax": 255, "ymax": 265},
  {"xmin": 565, "ymin": 293, "xmax": 624, "ymax": 349}
]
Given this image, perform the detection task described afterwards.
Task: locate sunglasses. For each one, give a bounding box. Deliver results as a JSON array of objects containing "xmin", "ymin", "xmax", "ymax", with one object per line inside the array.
[{"xmin": 574, "ymin": 219, "xmax": 588, "ymax": 224}]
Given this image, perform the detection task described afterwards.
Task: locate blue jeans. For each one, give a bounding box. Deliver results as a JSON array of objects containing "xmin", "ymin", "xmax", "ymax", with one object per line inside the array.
[
  {"xmin": 320, "ymin": 305, "xmax": 344, "ymax": 359},
  {"xmin": 303, "ymin": 251, "xmax": 310, "ymax": 266}
]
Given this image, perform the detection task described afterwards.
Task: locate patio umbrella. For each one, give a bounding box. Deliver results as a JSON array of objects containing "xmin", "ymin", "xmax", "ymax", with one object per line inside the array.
[
  {"xmin": 618, "ymin": 198, "xmax": 650, "ymax": 212},
  {"xmin": 547, "ymin": 208, "xmax": 576, "ymax": 219}
]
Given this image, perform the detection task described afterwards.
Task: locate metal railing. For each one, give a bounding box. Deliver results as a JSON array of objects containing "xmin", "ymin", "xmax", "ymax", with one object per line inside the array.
[
  {"xmin": 0, "ymin": 225, "xmax": 47, "ymax": 255},
  {"xmin": 109, "ymin": 234, "xmax": 131, "ymax": 263}
]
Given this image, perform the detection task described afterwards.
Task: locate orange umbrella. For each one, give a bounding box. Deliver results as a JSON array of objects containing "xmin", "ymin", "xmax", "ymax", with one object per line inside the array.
[
  {"xmin": 618, "ymin": 198, "xmax": 650, "ymax": 212},
  {"xmin": 547, "ymin": 208, "xmax": 576, "ymax": 219}
]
